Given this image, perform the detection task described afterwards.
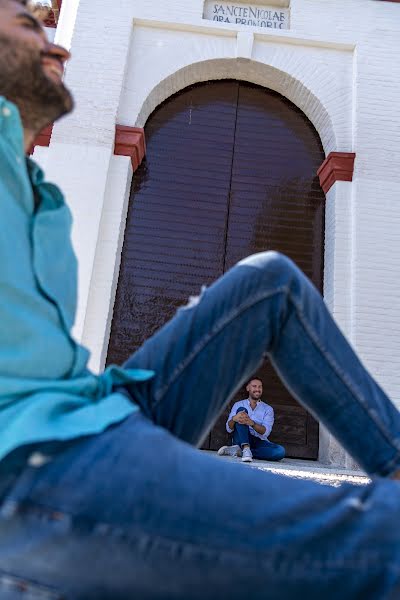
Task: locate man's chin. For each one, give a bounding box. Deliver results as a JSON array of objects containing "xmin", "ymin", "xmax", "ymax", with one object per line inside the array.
[
  {"xmin": 53, "ymin": 78, "xmax": 74, "ymax": 112},
  {"xmin": 35, "ymin": 66, "xmax": 73, "ymax": 116},
  {"xmin": 45, "ymin": 85, "xmax": 74, "ymax": 123},
  {"xmin": 25, "ymin": 89, "xmax": 74, "ymax": 140},
  {"xmin": 61, "ymin": 89, "xmax": 74, "ymax": 116}
]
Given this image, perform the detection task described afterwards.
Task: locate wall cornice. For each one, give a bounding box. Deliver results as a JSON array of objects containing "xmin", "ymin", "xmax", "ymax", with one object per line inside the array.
[{"xmin": 132, "ymin": 17, "xmax": 355, "ymax": 51}]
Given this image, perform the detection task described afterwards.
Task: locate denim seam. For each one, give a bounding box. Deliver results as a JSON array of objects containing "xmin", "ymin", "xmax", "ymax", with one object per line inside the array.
[
  {"xmin": 287, "ymin": 291, "xmax": 400, "ymax": 477},
  {"xmin": 153, "ymin": 286, "xmax": 287, "ymax": 406}
]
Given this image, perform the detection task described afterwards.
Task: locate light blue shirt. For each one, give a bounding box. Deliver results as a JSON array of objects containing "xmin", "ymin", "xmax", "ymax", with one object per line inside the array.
[
  {"xmin": 0, "ymin": 97, "xmax": 154, "ymax": 462},
  {"xmin": 226, "ymin": 398, "xmax": 274, "ymax": 441}
]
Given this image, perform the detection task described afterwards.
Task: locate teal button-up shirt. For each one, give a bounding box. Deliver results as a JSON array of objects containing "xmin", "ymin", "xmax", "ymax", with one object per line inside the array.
[{"xmin": 0, "ymin": 97, "xmax": 154, "ymax": 461}]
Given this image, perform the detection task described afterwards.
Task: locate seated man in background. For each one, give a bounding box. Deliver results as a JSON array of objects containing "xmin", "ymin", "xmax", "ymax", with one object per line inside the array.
[{"xmin": 218, "ymin": 377, "xmax": 285, "ymax": 462}]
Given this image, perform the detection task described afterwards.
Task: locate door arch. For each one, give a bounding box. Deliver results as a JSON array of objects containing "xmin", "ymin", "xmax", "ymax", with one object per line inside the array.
[{"xmin": 107, "ymin": 80, "xmax": 326, "ymax": 459}]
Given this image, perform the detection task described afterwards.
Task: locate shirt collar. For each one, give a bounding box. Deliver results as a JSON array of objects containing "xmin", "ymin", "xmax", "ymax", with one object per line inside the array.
[
  {"xmin": 246, "ymin": 398, "xmax": 260, "ymax": 406},
  {"xmin": 0, "ymin": 96, "xmax": 25, "ymax": 161},
  {"xmin": 0, "ymin": 97, "xmax": 63, "ymax": 215},
  {"xmin": 26, "ymin": 156, "xmax": 65, "ymax": 214},
  {"xmin": 26, "ymin": 156, "xmax": 45, "ymax": 187}
]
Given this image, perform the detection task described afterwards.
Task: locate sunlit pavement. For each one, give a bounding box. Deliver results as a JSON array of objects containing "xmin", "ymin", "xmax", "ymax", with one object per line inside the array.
[{"xmin": 205, "ymin": 452, "xmax": 370, "ymax": 487}]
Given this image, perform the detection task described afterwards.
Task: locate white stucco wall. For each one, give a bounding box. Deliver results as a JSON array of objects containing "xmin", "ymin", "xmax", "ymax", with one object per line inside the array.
[{"xmin": 35, "ymin": 0, "xmax": 400, "ymax": 467}]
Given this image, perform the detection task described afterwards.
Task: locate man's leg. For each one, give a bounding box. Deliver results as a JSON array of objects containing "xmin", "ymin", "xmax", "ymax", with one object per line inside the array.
[
  {"xmin": 250, "ymin": 436, "xmax": 286, "ymax": 461},
  {"xmin": 2, "ymin": 412, "xmax": 400, "ymax": 599},
  {"xmin": 124, "ymin": 251, "xmax": 400, "ymax": 478},
  {"xmin": 229, "ymin": 406, "xmax": 285, "ymax": 461},
  {"xmin": 2, "ymin": 252, "xmax": 400, "ymax": 598},
  {"xmin": 229, "ymin": 407, "xmax": 253, "ymax": 462},
  {"xmin": 232, "ymin": 407, "xmax": 251, "ymax": 447}
]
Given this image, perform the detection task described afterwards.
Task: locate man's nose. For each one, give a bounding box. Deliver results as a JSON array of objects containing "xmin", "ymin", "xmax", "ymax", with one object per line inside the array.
[{"xmin": 45, "ymin": 43, "xmax": 71, "ymax": 65}]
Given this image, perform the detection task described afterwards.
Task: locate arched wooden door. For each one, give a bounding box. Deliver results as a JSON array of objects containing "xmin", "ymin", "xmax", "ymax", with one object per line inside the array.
[{"xmin": 107, "ymin": 80, "xmax": 326, "ymax": 459}]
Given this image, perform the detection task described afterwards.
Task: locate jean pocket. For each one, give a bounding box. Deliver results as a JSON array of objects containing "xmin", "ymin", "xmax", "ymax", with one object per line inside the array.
[{"xmin": 0, "ymin": 573, "xmax": 64, "ymax": 600}]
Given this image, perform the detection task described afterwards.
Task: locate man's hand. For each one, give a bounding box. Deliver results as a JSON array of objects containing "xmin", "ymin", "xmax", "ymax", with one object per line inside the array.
[
  {"xmin": 233, "ymin": 412, "xmax": 254, "ymax": 426},
  {"xmin": 242, "ymin": 414, "xmax": 255, "ymax": 427}
]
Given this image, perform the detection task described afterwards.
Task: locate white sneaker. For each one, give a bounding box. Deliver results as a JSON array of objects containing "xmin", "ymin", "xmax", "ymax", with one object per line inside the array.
[
  {"xmin": 241, "ymin": 447, "xmax": 253, "ymax": 462},
  {"xmin": 217, "ymin": 445, "xmax": 241, "ymax": 457}
]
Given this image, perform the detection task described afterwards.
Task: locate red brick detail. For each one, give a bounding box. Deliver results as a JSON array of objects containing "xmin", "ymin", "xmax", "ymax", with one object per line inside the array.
[
  {"xmin": 28, "ymin": 124, "xmax": 54, "ymax": 155},
  {"xmin": 317, "ymin": 152, "xmax": 356, "ymax": 194},
  {"xmin": 40, "ymin": 0, "xmax": 62, "ymax": 28},
  {"xmin": 43, "ymin": 11, "xmax": 57, "ymax": 28},
  {"xmin": 114, "ymin": 125, "xmax": 146, "ymax": 171}
]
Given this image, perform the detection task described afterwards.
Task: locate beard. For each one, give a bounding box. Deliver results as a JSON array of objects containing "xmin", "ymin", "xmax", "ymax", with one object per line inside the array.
[{"xmin": 0, "ymin": 31, "xmax": 74, "ymax": 135}]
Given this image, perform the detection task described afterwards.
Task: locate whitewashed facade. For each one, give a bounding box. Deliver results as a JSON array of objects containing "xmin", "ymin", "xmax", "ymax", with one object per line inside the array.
[{"xmin": 34, "ymin": 0, "xmax": 400, "ymax": 467}]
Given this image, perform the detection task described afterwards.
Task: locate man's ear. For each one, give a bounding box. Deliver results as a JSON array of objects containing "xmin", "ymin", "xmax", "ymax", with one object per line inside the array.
[{"xmin": 245, "ymin": 383, "xmax": 250, "ymax": 393}]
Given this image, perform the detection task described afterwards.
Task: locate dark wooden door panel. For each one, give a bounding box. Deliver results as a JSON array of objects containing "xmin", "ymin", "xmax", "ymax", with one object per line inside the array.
[
  {"xmin": 107, "ymin": 81, "xmax": 239, "ymax": 365},
  {"xmin": 224, "ymin": 84, "xmax": 325, "ymax": 287},
  {"xmin": 107, "ymin": 81, "xmax": 326, "ymax": 459},
  {"xmin": 208, "ymin": 84, "xmax": 325, "ymax": 459}
]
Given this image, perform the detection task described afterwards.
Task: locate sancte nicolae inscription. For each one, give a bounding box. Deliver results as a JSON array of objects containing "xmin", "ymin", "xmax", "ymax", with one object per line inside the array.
[{"xmin": 204, "ymin": 1, "xmax": 289, "ymax": 30}]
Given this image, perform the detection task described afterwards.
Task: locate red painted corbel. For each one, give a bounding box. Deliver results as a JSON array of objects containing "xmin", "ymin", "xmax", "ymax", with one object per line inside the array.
[
  {"xmin": 317, "ymin": 152, "xmax": 356, "ymax": 194},
  {"xmin": 43, "ymin": 11, "xmax": 57, "ymax": 27},
  {"xmin": 114, "ymin": 125, "xmax": 146, "ymax": 172},
  {"xmin": 40, "ymin": 0, "xmax": 62, "ymax": 28},
  {"xmin": 29, "ymin": 124, "xmax": 54, "ymax": 155}
]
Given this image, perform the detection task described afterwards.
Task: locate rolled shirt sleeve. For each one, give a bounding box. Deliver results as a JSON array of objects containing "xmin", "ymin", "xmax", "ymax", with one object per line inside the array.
[{"xmin": 252, "ymin": 404, "xmax": 274, "ymax": 440}]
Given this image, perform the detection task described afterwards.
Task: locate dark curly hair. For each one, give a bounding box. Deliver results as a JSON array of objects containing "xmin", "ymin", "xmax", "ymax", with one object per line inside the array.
[{"xmin": 247, "ymin": 376, "xmax": 263, "ymax": 385}]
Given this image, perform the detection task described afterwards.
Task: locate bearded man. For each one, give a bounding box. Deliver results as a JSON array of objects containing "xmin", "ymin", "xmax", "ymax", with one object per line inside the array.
[{"xmin": 1, "ymin": 2, "xmax": 400, "ymax": 599}]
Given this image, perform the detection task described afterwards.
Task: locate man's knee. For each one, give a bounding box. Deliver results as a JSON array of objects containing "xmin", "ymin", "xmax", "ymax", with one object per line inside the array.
[
  {"xmin": 236, "ymin": 251, "xmax": 300, "ymax": 292},
  {"xmin": 235, "ymin": 407, "xmax": 249, "ymax": 429},
  {"xmin": 238, "ymin": 251, "xmax": 294, "ymax": 275}
]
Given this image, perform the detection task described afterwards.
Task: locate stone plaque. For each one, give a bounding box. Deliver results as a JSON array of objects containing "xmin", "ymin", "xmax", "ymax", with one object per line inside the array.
[{"xmin": 204, "ymin": 1, "xmax": 289, "ymax": 30}]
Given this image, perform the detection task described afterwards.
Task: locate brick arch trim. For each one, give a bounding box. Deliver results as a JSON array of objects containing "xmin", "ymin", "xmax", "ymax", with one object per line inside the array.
[{"xmin": 135, "ymin": 58, "xmax": 337, "ymax": 156}]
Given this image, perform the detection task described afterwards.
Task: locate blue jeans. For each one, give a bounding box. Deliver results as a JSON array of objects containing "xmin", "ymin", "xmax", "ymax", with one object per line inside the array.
[
  {"xmin": 1, "ymin": 252, "xmax": 400, "ymax": 599},
  {"xmin": 233, "ymin": 407, "xmax": 285, "ymax": 461}
]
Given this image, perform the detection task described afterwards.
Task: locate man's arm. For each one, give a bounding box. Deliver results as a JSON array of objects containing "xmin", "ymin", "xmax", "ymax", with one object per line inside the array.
[
  {"xmin": 235, "ymin": 411, "xmax": 266, "ymax": 434},
  {"xmin": 249, "ymin": 405, "xmax": 274, "ymax": 439},
  {"xmin": 226, "ymin": 403, "xmax": 249, "ymax": 431},
  {"xmin": 249, "ymin": 420, "xmax": 266, "ymax": 436},
  {"xmin": 227, "ymin": 417, "xmax": 236, "ymax": 431},
  {"xmin": 226, "ymin": 403, "xmax": 238, "ymax": 433}
]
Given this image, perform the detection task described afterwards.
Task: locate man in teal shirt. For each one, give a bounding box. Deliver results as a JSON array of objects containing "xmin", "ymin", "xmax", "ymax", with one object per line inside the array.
[
  {"xmin": 0, "ymin": 2, "xmax": 155, "ymax": 463},
  {"xmin": 1, "ymin": 1, "xmax": 400, "ymax": 598},
  {"xmin": 0, "ymin": 108, "xmax": 154, "ymax": 459}
]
